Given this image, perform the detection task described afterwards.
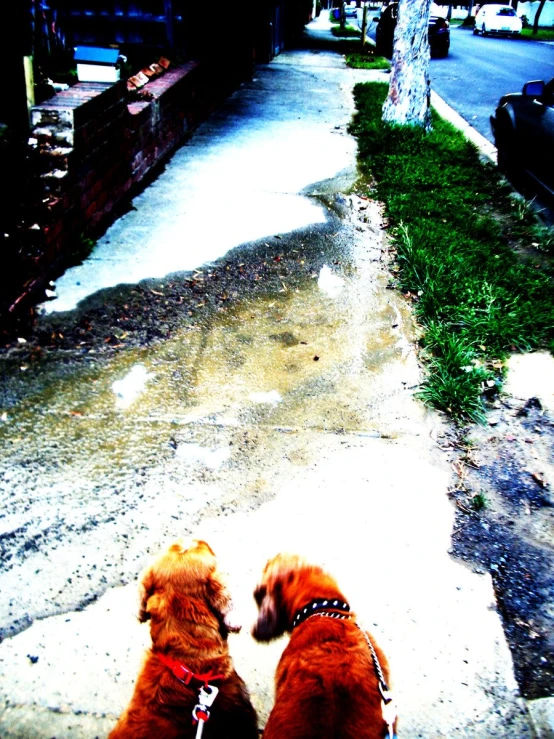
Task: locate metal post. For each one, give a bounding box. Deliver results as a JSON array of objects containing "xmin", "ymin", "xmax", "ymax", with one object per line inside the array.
[{"xmin": 361, "ymin": 2, "xmax": 368, "ymax": 46}]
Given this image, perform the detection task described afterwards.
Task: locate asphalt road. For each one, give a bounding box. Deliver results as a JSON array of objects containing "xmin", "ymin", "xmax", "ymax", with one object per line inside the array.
[{"xmin": 430, "ymin": 26, "xmax": 554, "ymax": 143}]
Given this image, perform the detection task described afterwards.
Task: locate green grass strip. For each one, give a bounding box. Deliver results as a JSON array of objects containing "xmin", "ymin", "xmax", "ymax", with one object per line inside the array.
[
  {"xmin": 349, "ymin": 82, "xmax": 554, "ymax": 423},
  {"xmin": 521, "ymin": 27, "xmax": 554, "ymax": 41},
  {"xmin": 331, "ymin": 24, "xmax": 361, "ymax": 37},
  {"xmin": 345, "ymin": 50, "xmax": 391, "ymax": 70}
]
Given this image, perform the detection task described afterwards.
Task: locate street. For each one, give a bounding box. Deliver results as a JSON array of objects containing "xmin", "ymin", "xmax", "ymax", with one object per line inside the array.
[
  {"xmin": 364, "ymin": 15, "xmax": 554, "ymax": 142},
  {"xmin": 430, "ymin": 26, "xmax": 554, "ymax": 143}
]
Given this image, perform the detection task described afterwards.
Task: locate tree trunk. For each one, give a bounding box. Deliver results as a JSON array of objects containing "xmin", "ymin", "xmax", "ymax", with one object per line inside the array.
[
  {"xmin": 361, "ymin": 3, "xmax": 368, "ymax": 47},
  {"xmin": 532, "ymin": 0, "xmax": 546, "ymax": 33},
  {"xmin": 382, "ymin": 0, "xmax": 433, "ymax": 130}
]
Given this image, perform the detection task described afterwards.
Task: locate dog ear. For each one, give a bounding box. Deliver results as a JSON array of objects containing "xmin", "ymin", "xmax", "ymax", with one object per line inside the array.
[
  {"xmin": 139, "ymin": 592, "xmax": 165, "ymax": 623},
  {"xmin": 205, "ymin": 570, "xmax": 233, "ymax": 617},
  {"xmin": 138, "ymin": 568, "xmax": 157, "ymax": 622},
  {"xmin": 252, "ymin": 580, "xmax": 286, "ymax": 641}
]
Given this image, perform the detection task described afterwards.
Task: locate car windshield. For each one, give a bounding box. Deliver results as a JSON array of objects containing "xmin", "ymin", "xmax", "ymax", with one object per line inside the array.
[{"xmin": 497, "ymin": 7, "xmax": 516, "ymax": 15}]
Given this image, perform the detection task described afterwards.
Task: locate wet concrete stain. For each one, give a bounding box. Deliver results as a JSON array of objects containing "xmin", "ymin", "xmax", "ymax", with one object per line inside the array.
[{"xmin": 0, "ymin": 197, "xmax": 424, "ymax": 643}]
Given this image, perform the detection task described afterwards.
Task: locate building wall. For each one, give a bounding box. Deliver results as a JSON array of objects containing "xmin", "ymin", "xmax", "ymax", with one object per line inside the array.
[{"xmin": 13, "ymin": 63, "xmax": 206, "ymax": 314}]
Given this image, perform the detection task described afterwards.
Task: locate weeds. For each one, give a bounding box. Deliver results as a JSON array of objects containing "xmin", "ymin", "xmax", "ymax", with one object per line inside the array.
[
  {"xmin": 471, "ymin": 492, "xmax": 488, "ymax": 511},
  {"xmin": 349, "ymin": 82, "xmax": 554, "ymax": 422}
]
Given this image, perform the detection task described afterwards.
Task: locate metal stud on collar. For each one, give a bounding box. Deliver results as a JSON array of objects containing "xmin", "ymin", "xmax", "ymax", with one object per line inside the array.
[{"xmin": 292, "ymin": 598, "xmax": 350, "ymax": 628}]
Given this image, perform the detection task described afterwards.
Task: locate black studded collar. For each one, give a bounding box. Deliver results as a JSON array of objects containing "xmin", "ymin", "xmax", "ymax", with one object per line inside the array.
[{"xmin": 291, "ymin": 598, "xmax": 351, "ymax": 630}]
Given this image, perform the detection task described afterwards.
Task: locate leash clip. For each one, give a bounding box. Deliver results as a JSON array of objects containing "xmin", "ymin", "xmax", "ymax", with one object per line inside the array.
[
  {"xmin": 379, "ymin": 683, "xmax": 397, "ymax": 739},
  {"xmin": 192, "ymin": 683, "xmax": 219, "ymax": 723}
]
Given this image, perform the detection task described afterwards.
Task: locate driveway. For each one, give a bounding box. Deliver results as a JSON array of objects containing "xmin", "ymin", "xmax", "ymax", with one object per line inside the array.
[{"xmin": 0, "ymin": 14, "xmax": 542, "ymax": 738}]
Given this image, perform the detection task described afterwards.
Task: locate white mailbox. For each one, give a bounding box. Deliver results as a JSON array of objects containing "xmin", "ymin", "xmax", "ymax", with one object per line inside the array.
[{"xmin": 74, "ymin": 46, "xmax": 121, "ymax": 83}]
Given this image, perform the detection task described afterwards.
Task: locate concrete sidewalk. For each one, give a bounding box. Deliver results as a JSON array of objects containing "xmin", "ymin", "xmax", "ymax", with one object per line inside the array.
[{"xmin": 1, "ymin": 13, "xmax": 551, "ymax": 739}]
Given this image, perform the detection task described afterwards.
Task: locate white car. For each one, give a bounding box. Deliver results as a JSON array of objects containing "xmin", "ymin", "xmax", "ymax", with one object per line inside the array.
[{"xmin": 473, "ymin": 4, "xmax": 522, "ymax": 36}]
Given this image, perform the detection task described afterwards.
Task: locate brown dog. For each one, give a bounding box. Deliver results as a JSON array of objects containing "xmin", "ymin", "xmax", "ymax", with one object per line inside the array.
[
  {"xmin": 110, "ymin": 540, "xmax": 258, "ymax": 739},
  {"xmin": 252, "ymin": 553, "xmax": 397, "ymax": 738}
]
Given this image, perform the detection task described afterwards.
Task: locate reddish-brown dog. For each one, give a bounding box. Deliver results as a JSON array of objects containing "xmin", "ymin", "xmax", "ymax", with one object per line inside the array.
[
  {"xmin": 252, "ymin": 553, "xmax": 397, "ymax": 739},
  {"xmin": 110, "ymin": 540, "xmax": 258, "ymax": 739}
]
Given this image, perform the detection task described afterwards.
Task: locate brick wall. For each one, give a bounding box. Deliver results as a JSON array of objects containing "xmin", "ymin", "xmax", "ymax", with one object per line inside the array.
[{"xmin": 12, "ymin": 62, "xmax": 205, "ymax": 315}]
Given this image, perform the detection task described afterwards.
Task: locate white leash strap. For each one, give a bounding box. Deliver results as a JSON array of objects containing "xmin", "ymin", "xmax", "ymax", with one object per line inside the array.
[
  {"xmin": 380, "ymin": 684, "xmax": 397, "ymax": 739},
  {"xmin": 193, "ymin": 684, "xmax": 219, "ymax": 739},
  {"xmin": 356, "ymin": 621, "xmax": 397, "ymax": 739}
]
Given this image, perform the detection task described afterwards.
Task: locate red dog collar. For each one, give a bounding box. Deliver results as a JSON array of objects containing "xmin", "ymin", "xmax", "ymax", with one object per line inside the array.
[{"xmin": 155, "ymin": 652, "xmax": 226, "ymax": 686}]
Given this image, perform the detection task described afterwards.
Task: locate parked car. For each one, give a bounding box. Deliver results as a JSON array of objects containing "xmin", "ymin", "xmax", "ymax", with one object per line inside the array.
[
  {"xmin": 374, "ymin": 3, "xmax": 450, "ymax": 58},
  {"xmin": 473, "ymin": 4, "xmax": 522, "ymax": 36},
  {"xmin": 344, "ymin": 2, "xmax": 358, "ymax": 18},
  {"xmin": 490, "ymin": 78, "xmax": 554, "ymax": 197}
]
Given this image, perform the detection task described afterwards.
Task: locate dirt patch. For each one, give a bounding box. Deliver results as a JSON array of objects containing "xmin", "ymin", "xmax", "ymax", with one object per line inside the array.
[{"xmin": 443, "ymin": 395, "xmax": 554, "ymax": 699}]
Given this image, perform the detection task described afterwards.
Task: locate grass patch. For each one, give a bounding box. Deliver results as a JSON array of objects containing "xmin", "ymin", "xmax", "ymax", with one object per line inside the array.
[
  {"xmin": 345, "ymin": 49, "xmax": 391, "ymax": 70},
  {"xmin": 349, "ymin": 82, "xmax": 554, "ymax": 423},
  {"xmin": 331, "ymin": 24, "xmax": 361, "ymax": 37},
  {"xmin": 521, "ymin": 27, "xmax": 554, "ymax": 41},
  {"xmin": 471, "ymin": 492, "xmax": 488, "ymax": 511}
]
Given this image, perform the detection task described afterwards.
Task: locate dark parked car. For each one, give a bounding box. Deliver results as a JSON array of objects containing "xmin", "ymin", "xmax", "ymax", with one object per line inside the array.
[
  {"xmin": 490, "ymin": 78, "xmax": 554, "ymax": 197},
  {"xmin": 374, "ymin": 3, "xmax": 450, "ymax": 58}
]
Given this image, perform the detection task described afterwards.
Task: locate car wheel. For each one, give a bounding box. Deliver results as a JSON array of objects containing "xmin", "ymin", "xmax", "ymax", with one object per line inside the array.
[{"xmin": 472, "ymin": 26, "xmax": 479, "ymax": 34}]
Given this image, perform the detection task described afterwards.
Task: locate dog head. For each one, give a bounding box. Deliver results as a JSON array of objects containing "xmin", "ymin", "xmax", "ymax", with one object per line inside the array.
[
  {"xmin": 252, "ymin": 553, "xmax": 344, "ymax": 642},
  {"xmin": 138, "ymin": 539, "xmax": 237, "ymax": 638}
]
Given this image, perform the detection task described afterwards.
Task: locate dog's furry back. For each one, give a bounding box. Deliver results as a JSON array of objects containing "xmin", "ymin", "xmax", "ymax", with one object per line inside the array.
[
  {"xmin": 253, "ymin": 553, "xmax": 394, "ymax": 739},
  {"xmin": 110, "ymin": 540, "xmax": 258, "ymax": 739}
]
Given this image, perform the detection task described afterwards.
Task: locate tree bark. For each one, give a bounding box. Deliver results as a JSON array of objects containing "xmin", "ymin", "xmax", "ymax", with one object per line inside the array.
[
  {"xmin": 532, "ymin": 0, "xmax": 546, "ymax": 33},
  {"xmin": 465, "ymin": 0, "xmax": 474, "ymax": 25},
  {"xmin": 382, "ymin": 0, "xmax": 433, "ymax": 130}
]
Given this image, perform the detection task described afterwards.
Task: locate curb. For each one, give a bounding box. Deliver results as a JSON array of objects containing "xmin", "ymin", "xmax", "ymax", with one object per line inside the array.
[
  {"xmin": 430, "ymin": 90, "xmax": 497, "ymax": 162},
  {"xmin": 527, "ymin": 697, "xmax": 554, "ymax": 739}
]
